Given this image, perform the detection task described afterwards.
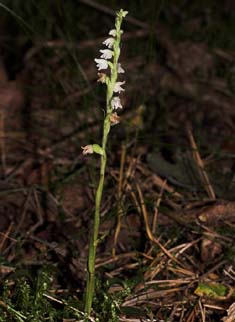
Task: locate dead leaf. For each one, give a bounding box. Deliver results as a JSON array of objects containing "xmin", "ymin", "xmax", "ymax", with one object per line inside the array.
[
  {"xmin": 200, "ymin": 238, "xmax": 222, "ymax": 262},
  {"xmin": 222, "ymin": 302, "xmax": 235, "ymax": 322}
]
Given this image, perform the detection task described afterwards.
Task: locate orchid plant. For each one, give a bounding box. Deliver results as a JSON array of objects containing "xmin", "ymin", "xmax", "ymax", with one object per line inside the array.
[{"xmin": 82, "ymin": 9, "xmax": 128, "ymax": 316}]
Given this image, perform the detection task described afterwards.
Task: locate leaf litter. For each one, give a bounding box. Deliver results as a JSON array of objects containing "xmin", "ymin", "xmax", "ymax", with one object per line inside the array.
[{"xmin": 0, "ymin": 1, "xmax": 235, "ymax": 321}]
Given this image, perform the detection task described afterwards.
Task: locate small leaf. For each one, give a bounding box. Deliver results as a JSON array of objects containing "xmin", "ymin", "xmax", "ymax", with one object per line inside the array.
[
  {"xmin": 92, "ymin": 144, "xmax": 104, "ymax": 156},
  {"xmin": 194, "ymin": 282, "xmax": 229, "ymax": 299}
]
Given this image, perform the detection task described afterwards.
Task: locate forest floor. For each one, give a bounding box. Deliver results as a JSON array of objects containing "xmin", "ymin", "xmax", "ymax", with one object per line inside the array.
[{"xmin": 0, "ymin": 1, "xmax": 235, "ymax": 321}]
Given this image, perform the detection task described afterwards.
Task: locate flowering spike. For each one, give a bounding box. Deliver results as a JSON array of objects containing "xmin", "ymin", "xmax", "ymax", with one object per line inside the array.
[{"xmin": 84, "ymin": 9, "xmax": 128, "ymax": 315}]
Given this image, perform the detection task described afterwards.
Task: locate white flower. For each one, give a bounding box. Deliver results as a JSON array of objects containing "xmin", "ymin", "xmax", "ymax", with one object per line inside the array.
[
  {"xmin": 109, "ymin": 29, "xmax": 117, "ymax": 37},
  {"xmin": 103, "ymin": 37, "xmax": 115, "ymax": 48},
  {"xmin": 81, "ymin": 145, "xmax": 93, "ymax": 155},
  {"xmin": 94, "ymin": 58, "xmax": 108, "ymax": 70},
  {"xmin": 100, "ymin": 49, "xmax": 113, "ymax": 59},
  {"xmin": 111, "ymin": 96, "xmax": 123, "ymax": 109},
  {"xmin": 114, "ymin": 81, "xmax": 125, "ymax": 93},
  {"xmin": 118, "ymin": 63, "xmax": 125, "ymax": 73}
]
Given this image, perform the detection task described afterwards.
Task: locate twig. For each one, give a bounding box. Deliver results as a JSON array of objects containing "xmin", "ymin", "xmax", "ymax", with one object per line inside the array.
[
  {"xmin": 113, "ymin": 143, "xmax": 126, "ymax": 256},
  {"xmin": 187, "ymin": 125, "xmax": 216, "ymax": 200},
  {"xmin": 198, "ymin": 299, "xmax": 206, "ymax": 322},
  {"xmin": 152, "ymin": 174, "xmax": 183, "ymax": 199},
  {"xmin": 25, "ymin": 29, "xmax": 149, "ymax": 61},
  {"xmin": 0, "ymin": 222, "xmax": 14, "ymax": 251},
  {"xmin": 152, "ymin": 179, "xmax": 166, "ymax": 234},
  {"xmin": 78, "ymin": 0, "xmax": 148, "ymax": 29},
  {"xmin": 0, "ymin": 111, "xmax": 6, "ymax": 176},
  {"xmin": 136, "ymin": 182, "xmax": 182, "ymax": 266}
]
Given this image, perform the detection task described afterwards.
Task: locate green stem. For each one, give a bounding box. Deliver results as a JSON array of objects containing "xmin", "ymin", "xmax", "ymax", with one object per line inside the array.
[
  {"xmin": 84, "ymin": 43, "xmax": 118, "ymax": 317},
  {"xmin": 84, "ymin": 115, "xmax": 110, "ymax": 316}
]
